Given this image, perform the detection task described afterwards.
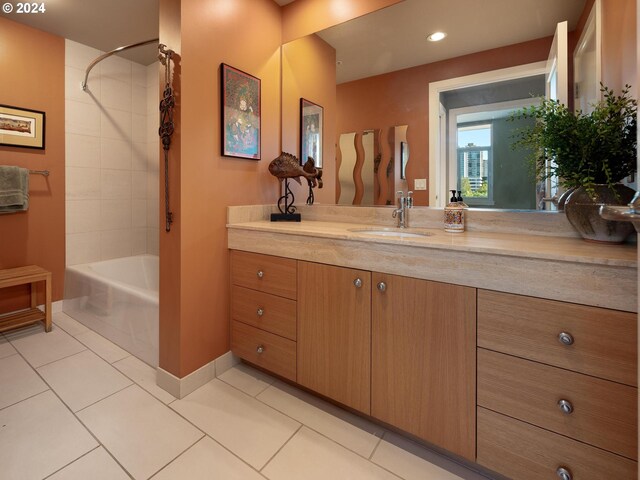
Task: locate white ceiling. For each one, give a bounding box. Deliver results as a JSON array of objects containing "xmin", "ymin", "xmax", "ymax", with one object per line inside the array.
[
  {"xmin": 4, "ymin": 0, "xmax": 159, "ymax": 65},
  {"xmin": 5, "ymin": 0, "xmax": 586, "ymax": 78},
  {"xmin": 316, "ymin": 0, "xmax": 587, "ymax": 84}
]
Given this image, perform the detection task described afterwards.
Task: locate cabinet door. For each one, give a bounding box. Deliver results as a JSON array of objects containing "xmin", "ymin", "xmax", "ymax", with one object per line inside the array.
[
  {"xmin": 372, "ymin": 273, "xmax": 476, "ymax": 460},
  {"xmin": 297, "ymin": 261, "xmax": 371, "ymax": 414}
]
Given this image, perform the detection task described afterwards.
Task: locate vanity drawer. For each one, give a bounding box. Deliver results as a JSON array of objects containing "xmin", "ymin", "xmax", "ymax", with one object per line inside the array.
[
  {"xmin": 231, "ymin": 250, "xmax": 297, "ymax": 300},
  {"xmin": 477, "ymin": 407, "xmax": 637, "ymax": 480},
  {"xmin": 478, "ymin": 348, "xmax": 637, "ymax": 459},
  {"xmin": 231, "ymin": 321, "xmax": 296, "ymax": 382},
  {"xmin": 477, "ymin": 289, "xmax": 637, "ymax": 386},
  {"xmin": 231, "ymin": 285, "xmax": 296, "ymax": 340}
]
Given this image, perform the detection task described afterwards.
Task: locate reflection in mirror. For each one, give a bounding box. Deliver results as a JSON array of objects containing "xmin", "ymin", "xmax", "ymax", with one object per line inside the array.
[
  {"xmin": 337, "ymin": 132, "xmax": 356, "ymax": 205},
  {"xmin": 443, "ymin": 77, "xmax": 544, "ymax": 209},
  {"xmin": 281, "ymin": 0, "xmax": 634, "ymax": 210}
]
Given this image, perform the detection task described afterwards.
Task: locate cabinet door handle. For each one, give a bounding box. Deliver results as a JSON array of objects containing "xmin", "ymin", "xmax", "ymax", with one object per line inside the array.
[
  {"xmin": 558, "ymin": 399, "xmax": 574, "ymax": 415},
  {"xmin": 377, "ymin": 282, "xmax": 387, "ymax": 292},
  {"xmin": 257, "ymin": 270, "xmax": 264, "ymax": 279},
  {"xmin": 257, "ymin": 307, "xmax": 264, "ymax": 317},
  {"xmin": 558, "ymin": 332, "xmax": 574, "ymax": 346},
  {"xmin": 353, "ymin": 278, "xmax": 363, "ymax": 288},
  {"xmin": 556, "ymin": 466, "xmax": 572, "ymax": 480},
  {"xmin": 256, "ymin": 345, "xmax": 265, "ymax": 354}
]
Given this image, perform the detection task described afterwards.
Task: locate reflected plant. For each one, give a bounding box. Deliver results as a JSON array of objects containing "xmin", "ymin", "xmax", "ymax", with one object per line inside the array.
[{"xmin": 510, "ymin": 84, "xmax": 637, "ymax": 198}]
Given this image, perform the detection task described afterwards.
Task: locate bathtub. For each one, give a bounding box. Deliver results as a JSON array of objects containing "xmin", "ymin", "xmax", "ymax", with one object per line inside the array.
[{"xmin": 63, "ymin": 255, "xmax": 158, "ymax": 367}]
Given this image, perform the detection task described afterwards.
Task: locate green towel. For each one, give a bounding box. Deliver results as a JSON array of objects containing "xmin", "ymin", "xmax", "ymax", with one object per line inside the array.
[{"xmin": 0, "ymin": 166, "xmax": 29, "ymax": 213}]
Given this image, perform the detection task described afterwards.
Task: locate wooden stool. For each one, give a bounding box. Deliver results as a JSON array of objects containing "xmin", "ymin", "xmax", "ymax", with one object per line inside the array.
[{"xmin": 0, "ymin": 266, "xmax": 52, "ymax": 333}]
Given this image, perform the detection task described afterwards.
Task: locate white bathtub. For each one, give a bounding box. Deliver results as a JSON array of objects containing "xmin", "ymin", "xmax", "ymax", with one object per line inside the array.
[{"xmin": 63, "ymin": 255, "xmax": 158, "ymax": 367}]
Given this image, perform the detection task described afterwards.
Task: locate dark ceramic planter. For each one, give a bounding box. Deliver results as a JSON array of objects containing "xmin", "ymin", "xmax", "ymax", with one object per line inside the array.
[{"xmin": 564, "ymin": 184, "xmax": 635, "ymax": 243}]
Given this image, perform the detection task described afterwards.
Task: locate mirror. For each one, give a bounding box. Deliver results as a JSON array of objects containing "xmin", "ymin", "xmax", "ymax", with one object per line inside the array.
[{"xmin": 281, "ymin": 0, "xmax": 614, "ymax": 209}]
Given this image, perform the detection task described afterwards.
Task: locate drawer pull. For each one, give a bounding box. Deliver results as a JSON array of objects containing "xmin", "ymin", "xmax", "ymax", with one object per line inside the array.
[
  {"xmin": 558, "ymin": 332, "xmax": 574, "ymax": 346},
  {"xmin": 257, "ymin": 270, "xmax": 264, "ymax": 279},
  {"xmin": 353, "ymin": 278, "xmax": 363, "ymax": 288},
  {"xmin": 557, "ymin": 399, "xmax": 574, "ymax": 415},
  {"xmin": 556, "ymin": 466, "xmax": 572, "ymax": 480},
  {"xmin": 256, "ymin": 345, "xmax": 265, "ymax": 354},
  {"xmin": 257, "ymin": 307, "xmax": 264, "ymax": 317},
  {"xmin": 377, "ymin": 282, "xmax": 387, "ymax": 292}
]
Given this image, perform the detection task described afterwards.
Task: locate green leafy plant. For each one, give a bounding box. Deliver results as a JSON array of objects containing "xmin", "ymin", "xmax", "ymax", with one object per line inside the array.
[{"xmin": 511, "ymin": 84, "xmax": 637, "ymax": 198}]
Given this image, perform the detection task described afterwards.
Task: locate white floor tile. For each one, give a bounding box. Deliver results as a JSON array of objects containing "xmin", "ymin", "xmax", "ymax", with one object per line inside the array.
[
  {"xmin": 371, "ymin": 432, "xmax": 484, "ymax": 480},
  {"xmin": 77, "ymin": 385, "xmax": 203, "ymax": 480},
  {"xmin": 0, "ymin": 354, "xmax": 48, "ymax": 409},
  {"xmin": 113, "ymin": 355, "xmax": 175, "ymax": 404},
  {"xmin": 75, "ymin": 330, "xmax": 129, "ymax": 363},
  {"xmin": 263, "ymin": 427, "xmax": 400, "ymax": 480},
  {"xmin": 0, "ymin": 335, "xmax": 17, "ymax": 359},
  {"xmin": 54, "ymin": 312, "xmax": 90, "ymax": 336},
  {"xmin": 0, "ymin": 391, "xmax": 98, "ymax": 480},
  {"xmin": 37, "ymin": 350, "xmax": 132, "ymax": 412},
  {"xmin": 171, "ymin": 379, "xmax": 300, "ymax": 470},
  {"xmin": 5, "ymin": 324, "xmax": 86, "ymax": 368},
  {"xmin": 152, "ymin": 437, "xmax": 263, "ymax": 480},
  {"xmin": 258, "ymin": 380, "xmax": 384, "ymax": 458},
  {"xmin": 218, "ymin": 363, "xmax": 275, "ymax": 396},
  {"xmin": 48, "ymin": 447, "xmax": 130, "ymax": 480}
]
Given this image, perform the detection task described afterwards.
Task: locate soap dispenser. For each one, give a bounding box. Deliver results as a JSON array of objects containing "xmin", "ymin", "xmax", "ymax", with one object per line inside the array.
[{"xmin": 444, "ymin": 190, "xmax": 465, "ymax": 233}]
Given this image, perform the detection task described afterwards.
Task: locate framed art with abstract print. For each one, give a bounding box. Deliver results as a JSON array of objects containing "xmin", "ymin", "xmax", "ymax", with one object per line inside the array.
[
  {"xmin": 221, "ymin": 63, "xmax": 261, "ymax": 160},
  {"xmin": 300, "ymin": 98, "xmax": 323, "ymax": 168},
  {"xmin": 0, "ymin": 104, "xmax": 45, "ymax": 149}
]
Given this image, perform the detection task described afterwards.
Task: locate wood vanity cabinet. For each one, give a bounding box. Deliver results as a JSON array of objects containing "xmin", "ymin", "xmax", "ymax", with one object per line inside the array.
[
  {"xmin": 476, "ymin": 290, "xmax": 638, "ymax": 479},
  {"xmin": 371, "ymin": 273, "xmax": 476, "ymax": 461},
  {"xmin": 297, "ymin": 261, "xmax": 371, "ymax": 414},
  {"xmin": 230, "ymin": 251, "xmax": 297, "ymax": 382}
]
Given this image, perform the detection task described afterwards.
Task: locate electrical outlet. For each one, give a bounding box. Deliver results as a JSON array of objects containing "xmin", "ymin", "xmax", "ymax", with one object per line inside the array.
[{"xmin": 414, "ymin": 178, "xmax": 427, "ymax": 190}]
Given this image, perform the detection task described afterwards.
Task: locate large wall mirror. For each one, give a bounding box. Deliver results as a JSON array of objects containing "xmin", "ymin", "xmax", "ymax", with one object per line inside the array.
[{"xmin": 281, "ymin": 0, "xmax": 622, "ymax": 210}]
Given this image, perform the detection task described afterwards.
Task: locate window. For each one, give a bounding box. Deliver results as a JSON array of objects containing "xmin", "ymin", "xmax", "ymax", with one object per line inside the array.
[{"xmin": 457, "ymin": 124, "xmax": 492, "ymax": 202}]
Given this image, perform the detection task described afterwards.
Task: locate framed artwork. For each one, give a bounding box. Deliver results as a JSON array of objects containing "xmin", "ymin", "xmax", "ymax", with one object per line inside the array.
[
  {"xmin": 221, "ymin": 63, "xmax": 261, "ymax": 160},
  {"xmin": 0, "ymin": 105, "xmax": 45, "ymax": 149},
  {"xmin": 300, "ymin": 98, "xmax": 323, "ymax": 168}
]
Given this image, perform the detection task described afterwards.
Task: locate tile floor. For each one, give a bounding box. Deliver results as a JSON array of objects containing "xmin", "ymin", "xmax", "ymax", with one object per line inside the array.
[{"xmin": 1, "ymin": 312, "xmax": 492, "ymax": 480}]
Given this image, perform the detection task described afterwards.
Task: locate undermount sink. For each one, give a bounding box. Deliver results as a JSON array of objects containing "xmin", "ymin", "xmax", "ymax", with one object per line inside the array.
[{"xmin": 349, "ymin": 228, "xmax": 434, "ymax": 238}]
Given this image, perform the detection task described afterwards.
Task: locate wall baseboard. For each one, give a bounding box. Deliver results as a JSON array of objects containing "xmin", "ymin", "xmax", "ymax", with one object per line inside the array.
[{"xmin": 156, "ymin": 351, "xmax": 240, "ymax": 399}]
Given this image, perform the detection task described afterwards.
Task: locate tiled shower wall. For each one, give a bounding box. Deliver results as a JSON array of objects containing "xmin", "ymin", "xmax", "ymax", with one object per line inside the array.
[{"xmin": 65, "ymin": 39, "xmax": 159, "ymax": 266}]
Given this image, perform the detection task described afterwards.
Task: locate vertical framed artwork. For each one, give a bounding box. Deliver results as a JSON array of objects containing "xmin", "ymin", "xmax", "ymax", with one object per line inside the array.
[
  {"xmin": 221, "ymin": 63, "xmax": 261, "ymax": 160},
  {"xmin": 300, "ymin": 98, "xmax": 323, "ymax": 168},
  {"xmin": 0, "ymin": 104, "xmax": 45, "ymax": 149}
]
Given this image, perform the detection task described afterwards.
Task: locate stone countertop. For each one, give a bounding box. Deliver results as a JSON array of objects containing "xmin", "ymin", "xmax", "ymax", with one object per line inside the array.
[{"xmin": 227, "ymin": 220, "xmax": 637, "ymax": 268}]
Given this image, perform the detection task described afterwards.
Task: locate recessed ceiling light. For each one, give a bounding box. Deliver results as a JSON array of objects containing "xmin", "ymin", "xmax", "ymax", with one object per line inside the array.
[
  {"xmin": 427, "ymin": 32, "xmax": 447, "ymax": 42},
  {"xmin": 336, "ymin": 60, "xmax": 343, "ymax": 66}
]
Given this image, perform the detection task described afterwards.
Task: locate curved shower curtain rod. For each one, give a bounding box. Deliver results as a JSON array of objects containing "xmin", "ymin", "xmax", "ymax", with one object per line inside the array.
[{"xmin": 82, "ymin": 38, "xmax": 159, "ymax": 91}]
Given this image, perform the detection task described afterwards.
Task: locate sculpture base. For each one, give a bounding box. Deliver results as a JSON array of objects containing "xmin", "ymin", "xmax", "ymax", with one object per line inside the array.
[{"xmin": 271, "ymin": 213, "xmax": 301, "ymax": 222}]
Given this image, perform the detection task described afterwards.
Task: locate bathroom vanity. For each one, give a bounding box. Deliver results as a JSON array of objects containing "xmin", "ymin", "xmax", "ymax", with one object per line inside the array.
[{"xmin": 227, "ymin": 205, "xmax": 638, "ymax": 480}]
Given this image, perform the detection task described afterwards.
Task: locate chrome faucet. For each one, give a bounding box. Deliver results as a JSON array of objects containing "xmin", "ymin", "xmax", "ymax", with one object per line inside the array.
[{"xmin": 392, "ymin": 190, "xmax": 413, "ymax": 228}]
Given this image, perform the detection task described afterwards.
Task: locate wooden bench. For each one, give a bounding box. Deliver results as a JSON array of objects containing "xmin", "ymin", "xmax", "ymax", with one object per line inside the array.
[{"xmin": 0, "ymin": 265, "xmax": 52, "ymax": 333}]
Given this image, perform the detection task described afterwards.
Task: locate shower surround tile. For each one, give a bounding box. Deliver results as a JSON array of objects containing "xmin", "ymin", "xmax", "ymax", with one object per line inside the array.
[
  {"xmin": 66, "ymin": 133, "xmax": 100, "ymax": 168},
  {"xmin": 66, "ymin": 100, "xmax": 101, "ymax": 137},
  {"xmin": 101, "ymin": 137, "xmax": 132, "ymax": 170},
  {"xmin": 66, "ymin": 39, "xmax": 159, "ymax": 265}
]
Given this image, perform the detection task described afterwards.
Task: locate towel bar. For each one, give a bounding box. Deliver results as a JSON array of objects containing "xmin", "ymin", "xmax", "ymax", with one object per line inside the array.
[{"xmin": 28, "ymin": 170, "xmax": 49, "ymax": 176}]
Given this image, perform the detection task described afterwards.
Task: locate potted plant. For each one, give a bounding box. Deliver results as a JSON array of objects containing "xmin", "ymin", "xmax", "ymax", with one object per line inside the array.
[{"xmin": 512, "ymin": 84, "xmax": 637, "ymax": 243}]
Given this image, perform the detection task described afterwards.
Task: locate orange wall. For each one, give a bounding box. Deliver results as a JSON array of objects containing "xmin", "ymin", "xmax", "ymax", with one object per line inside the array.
[
  {"xmin": 158, "ymin": 0, "xmax": 183, "ymax": 377},
  {"xmin": 336, "ymin": 37, "xmax": 553, "ymax": 206},
  {"xmin": 159, "ymin": 0, "xmax": 282, "ymax": 377},
  {"xmin": 282, "ymin": 34, "xmax": 337, "ymax": 204},
  {"xmin": 282, "ymin": 0, "xmax": 403, "ymax": 43},
  {"xmin": 602, "ymin": 0, "xmax": 636, "ymax": 96},
  {"xmin": 0, "ymin": 18, "xmax": 65, "ymax": 313}
]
